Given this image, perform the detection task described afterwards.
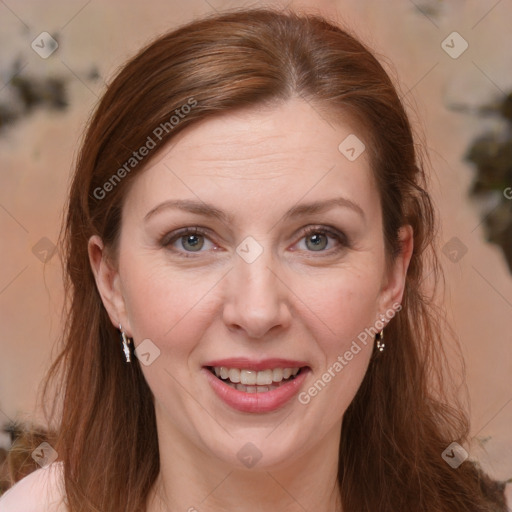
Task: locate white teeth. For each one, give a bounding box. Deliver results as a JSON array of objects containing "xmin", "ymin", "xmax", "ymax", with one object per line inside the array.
[
  {"xmin": 211, "ymin": 366, "xmax": 302, "ymax": 385},
  {"xmin": 256, "ymin": 369, "xmax": 273, "ymax": 386},
  {"xmin": 240, "ymin": 369, "xmax": 257, "ymax": 386},
  {"xmin": 233, "ymin": 382, "xmax": 280, "ymax": 392},
  {"xmin": 228, "ymin": 368, "xmax": 240, "ymax": 383},
  {"xmin": 272, "ymin": 368, "xmax": 283, "ymax": 382}
]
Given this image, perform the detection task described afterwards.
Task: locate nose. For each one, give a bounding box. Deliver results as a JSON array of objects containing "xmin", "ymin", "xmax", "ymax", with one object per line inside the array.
[{"xmin": 222, "ymin": 248, "xmax": 292, "ymax": 339}]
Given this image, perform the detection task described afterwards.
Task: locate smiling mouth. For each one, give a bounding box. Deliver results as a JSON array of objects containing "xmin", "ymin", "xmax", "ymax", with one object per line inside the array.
[{"xmin": 207, "ymin": 366, "xmax": 306, "ymax": 393}]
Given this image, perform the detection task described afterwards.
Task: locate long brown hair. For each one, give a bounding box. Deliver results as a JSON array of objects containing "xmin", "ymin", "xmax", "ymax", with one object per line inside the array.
[{"xmin": 40, "ymin": 8, "xmax": 506, "ymax": 511}]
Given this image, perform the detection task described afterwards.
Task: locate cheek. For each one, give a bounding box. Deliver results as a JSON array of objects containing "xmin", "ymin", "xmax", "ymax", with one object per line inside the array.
[
  {"xmin": 295, "ymin": 271, "xmax": 378, "ymax": 420},
  {"xmin": 292, "ymin": 267, "xmax": 381, "ymax": 352},
  {"xmin": 120, "ymin": 256, "xmax": 217, "ymax": 352},
  {"xmin": 120, "ymin": 260, "xmax": 220, "ymax": 419}
]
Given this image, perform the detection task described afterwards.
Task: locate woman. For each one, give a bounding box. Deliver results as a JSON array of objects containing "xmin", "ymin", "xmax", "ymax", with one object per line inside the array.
[{"xmin": 0, "ymin": 7, "xmax": 509, "ymax": 512}]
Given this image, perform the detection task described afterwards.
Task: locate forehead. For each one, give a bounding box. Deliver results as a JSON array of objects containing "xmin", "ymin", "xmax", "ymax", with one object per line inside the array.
[
  {"xmin": 124, "ymin": 98, "xmax": 379, "ymax": 222},
  {"xmin": 163, "ymin": 99, "xmax": 365, "ymax": 169}
]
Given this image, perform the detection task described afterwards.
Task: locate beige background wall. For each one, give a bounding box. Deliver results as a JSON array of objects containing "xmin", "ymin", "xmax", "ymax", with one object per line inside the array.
[{"xmin": 0, "ymin": 0, "xmax": 511, "ymax": 496}]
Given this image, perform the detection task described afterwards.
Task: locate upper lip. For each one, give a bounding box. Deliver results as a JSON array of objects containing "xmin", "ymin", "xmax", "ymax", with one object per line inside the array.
[{"xmin": 203, "ymin": 357, "xmax": 310, "ymax": 371}]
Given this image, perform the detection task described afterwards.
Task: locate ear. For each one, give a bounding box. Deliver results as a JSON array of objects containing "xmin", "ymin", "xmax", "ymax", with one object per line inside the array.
[
  {"xmin": 376, "ymin": 224, "xmax": 414, "ymax": 319},
  {"xmin": 88, "ymin": 235, "xmax": 132, "ymax": 335}
]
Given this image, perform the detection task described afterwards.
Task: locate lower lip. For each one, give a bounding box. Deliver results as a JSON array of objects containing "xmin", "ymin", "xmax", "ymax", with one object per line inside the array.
[{"xmin": 203, "ymin": 367, "xmax": 310, "ymax": 413}]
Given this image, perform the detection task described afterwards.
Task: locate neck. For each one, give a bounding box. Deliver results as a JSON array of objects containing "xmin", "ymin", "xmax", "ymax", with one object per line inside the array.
[{"xmin": 147, "ymin": 411, "xmax": 343, "ymax": 512}]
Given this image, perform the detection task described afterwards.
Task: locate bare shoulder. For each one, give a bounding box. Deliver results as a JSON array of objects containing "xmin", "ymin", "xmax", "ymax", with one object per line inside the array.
[{"xmin": 0, "ymin": 462, "xmax": 67, "ymax": 512}]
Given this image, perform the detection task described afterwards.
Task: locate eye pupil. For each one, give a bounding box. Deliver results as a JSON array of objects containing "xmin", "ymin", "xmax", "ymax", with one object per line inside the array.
[
  {"xmin": 306, "ymin": 233, "xmax": 328, "ymax": 251},
  {"xmin": 182, "ymin": 234, "xmax": 204, "ymax": 251}
]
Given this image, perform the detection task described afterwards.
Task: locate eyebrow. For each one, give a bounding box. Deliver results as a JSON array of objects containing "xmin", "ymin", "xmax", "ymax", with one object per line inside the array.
[{"xmin": 144, "ymin": 197, "xmax": 366, "ymax": 224}]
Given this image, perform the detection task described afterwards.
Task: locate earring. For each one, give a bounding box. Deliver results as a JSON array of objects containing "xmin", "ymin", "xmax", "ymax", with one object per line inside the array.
[
  {"xmin": 375, "ymin": 329, "xmax": 385, "ymax": 352},
  {"xmin": 119, "ymin": 324, "xmax": 132, "ymax": 363},
  {"xmin": 375, "ymin": 315, "xmax": 386, "ymax": 352}
]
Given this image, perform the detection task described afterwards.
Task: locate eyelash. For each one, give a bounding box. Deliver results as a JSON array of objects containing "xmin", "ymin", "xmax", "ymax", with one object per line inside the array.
[{"xmin": 160, "ymin": 225, "xmax": 349, "ymax": 259}]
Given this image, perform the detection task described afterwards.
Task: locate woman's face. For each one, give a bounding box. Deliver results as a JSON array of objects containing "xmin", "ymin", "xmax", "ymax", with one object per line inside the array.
[{"xmin": 90, "ymin": 98, "xmax": 412, "ymax": 470}]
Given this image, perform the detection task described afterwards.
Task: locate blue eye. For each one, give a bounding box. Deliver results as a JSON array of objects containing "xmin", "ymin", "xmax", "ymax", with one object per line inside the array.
[
  {"xmin": 296, "ymin": 226, "xmax": 348, "ymax": 254},
  {"xmin": 179, "ymin": 233, "xmax": 205, "ymax": 252},
  {"xmin": 162, "ymin": 227, "xmax": 215, "ymax": 256},
  {"xmin": 161, "ymin": 225, "xmax": 348, "ymax": 258},
  {"xmin": 304, "ymin": 231, "xmax": 329, "ymax": 251}
]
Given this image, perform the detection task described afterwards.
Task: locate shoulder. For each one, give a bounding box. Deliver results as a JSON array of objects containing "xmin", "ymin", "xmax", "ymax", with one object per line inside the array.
[{"xmin": 0, "ymin": 462, "xmax": 67, "ymax": 512}]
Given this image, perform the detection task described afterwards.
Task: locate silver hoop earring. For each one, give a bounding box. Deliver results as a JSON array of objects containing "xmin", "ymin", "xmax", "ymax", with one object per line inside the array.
[
  {"xmin": 119, "ymin": 324, "xmax": 132, "ymax": 363},
  {"xmin": 375, "ymin": 329, "xmax": 385, "ymax": 352}
]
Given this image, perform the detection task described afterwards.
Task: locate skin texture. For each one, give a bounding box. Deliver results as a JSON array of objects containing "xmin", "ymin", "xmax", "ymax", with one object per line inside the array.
[{"xmin": 88, "ymin": 98, "xmax": 413, "ymax": 511}]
